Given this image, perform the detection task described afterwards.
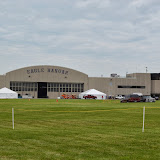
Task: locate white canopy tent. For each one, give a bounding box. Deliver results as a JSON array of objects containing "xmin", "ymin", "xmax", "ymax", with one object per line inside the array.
[
  {"xmin": 79, "ymin": 89, "xmax": 106, "ymax": 100},
  {"xmin": 0, "ymin": 87, "xmax": 18, "ymax": 99}
]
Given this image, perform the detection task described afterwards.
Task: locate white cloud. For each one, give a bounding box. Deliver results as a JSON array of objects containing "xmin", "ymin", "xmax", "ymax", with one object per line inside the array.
[
  {"xmin": 75, "ymin": 0, "xmax": 110, "ymax": 8},
  {"xmin": 130, "ymin": 0, "xmax": 159, "ymax": 7},
  {"xmin": 0, "ymin": 27, "xmax": 7, "ymax": 33},
  {"xmin": 0, "ymin": 0, "xmax": 160, "ymax": 76}
]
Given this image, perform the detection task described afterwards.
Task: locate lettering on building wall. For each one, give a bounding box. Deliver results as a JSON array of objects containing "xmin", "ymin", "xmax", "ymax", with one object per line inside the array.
[{"xmin": 27, "ymin": 68, "xmax": 69, "ymax": 75}]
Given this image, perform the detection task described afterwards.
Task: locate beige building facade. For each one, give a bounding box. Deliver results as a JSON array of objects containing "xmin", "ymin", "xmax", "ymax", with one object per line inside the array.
[{"xmin": 0, "ymin": 65, "xmax": 159, "ymax": 98}]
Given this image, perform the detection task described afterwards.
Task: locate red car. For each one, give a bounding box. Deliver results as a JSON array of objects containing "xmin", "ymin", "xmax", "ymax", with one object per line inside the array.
[
  {"xmin": 121, "ymin": 94, "xmax": 141, "ymax": 103},
  {"xmin": 83, "ymin": 95, "xmax": 97, "ymax": 99}
]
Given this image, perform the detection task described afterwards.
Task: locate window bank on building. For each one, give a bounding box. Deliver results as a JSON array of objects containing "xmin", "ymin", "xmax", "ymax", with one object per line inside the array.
[{"xmin": 0, "ymin": 65, "xmax": 160, "ymax": 99}]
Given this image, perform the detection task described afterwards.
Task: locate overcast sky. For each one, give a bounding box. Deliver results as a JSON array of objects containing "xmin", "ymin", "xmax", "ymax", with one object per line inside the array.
[{"xmin": 0, "ymin": 0, "xmax": 160, "ymax": 77}]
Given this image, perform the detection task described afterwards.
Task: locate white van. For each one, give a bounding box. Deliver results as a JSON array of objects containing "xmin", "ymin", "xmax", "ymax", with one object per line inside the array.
[{"xmin": 143, "ymin": 96, "xmax": 156, "ymax": 102}]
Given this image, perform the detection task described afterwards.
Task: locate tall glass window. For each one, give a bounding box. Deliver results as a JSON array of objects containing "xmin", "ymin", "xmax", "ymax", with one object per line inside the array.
[
  {"xmin": 47, "ymin": 83, "xmax": 84, "ymax": 92},
  {"xmin": 10, "ymin": 82, "xmax": 38, "ymax": 91}
]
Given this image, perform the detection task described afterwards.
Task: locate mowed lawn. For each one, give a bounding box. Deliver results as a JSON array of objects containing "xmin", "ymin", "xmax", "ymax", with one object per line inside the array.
[{"xmin": 0, "ymin": 99, "xmax": 160, "ymax": 160}]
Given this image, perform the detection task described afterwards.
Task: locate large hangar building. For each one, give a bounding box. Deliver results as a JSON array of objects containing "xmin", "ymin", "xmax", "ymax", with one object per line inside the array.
[{"xmin": 0, "ymin": 65, "xmax": 160, "ymax": 98}]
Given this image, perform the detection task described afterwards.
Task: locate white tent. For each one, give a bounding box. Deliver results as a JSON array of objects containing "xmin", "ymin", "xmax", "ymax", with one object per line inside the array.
[
  {"xmin": 79, "ymin": 89, "xmax": 106, "ymax": 100},
  {"xmin": 0, "ymin": 87, "xmax": 18, "ymax": 99}
]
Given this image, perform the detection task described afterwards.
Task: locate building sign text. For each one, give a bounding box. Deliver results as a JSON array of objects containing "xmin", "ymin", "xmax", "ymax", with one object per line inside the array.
[{"xmin": 27, "ymin": 68, "xmax": 69, "ymax": 75}]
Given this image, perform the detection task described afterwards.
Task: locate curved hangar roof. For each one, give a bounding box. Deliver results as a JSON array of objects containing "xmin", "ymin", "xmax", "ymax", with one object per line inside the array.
[{"xmin": 6, "ymin": 65, "xmax": 88, "ymax": 83}]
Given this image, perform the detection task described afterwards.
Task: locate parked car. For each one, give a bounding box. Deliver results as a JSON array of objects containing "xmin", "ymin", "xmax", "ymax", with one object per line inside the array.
[
  {"xmin": 140, "ymin": 96, "xmax": 146, "ymax": 102},
  {"xmin": 153, "ymin": 96, "xmax": 159, "ymax": 100},
  {"xmin": 155, "ymin": 97, "xmax": 159, "ymax": 100},
  {"xmin": 121, "ymin": 94, "xmax": 141, "ymax": 103},
  {"xmin": 115, "ymin": 95, "xmax": 124, "ymax": 100},
  {"xmin": 83, "ymin": 95, "xmax": 97, "ymax": 99},
  {"xmin": 143, "ymin": 96, "xmax": 156, "ymax": 102},
  {"xmin": 133, "ymin": 93, "xmax": 146, "ymax": 102},
  {"xmin": 108, "ymin": 95, "xmax": 114, "ymax": 99}
]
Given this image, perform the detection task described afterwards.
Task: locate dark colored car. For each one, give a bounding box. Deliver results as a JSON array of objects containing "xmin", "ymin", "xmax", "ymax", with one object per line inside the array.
[
  {"xmin": 140, "ymin": 96, "xmax": 147, "ymax": 102},
  {"xmin": 83, "ymin": 95, "xmax": 97, "ymax": 99},
  {"xmin": 155, "ymin": 97, "xmax": 159, "ymax": 100},
  {"xmin": 153, "ymin": 96, "xmax": 159, "ymax": 100},
  {"xmin": 121, "ymin": 94, "xmax": 141, "ymax": 103}
]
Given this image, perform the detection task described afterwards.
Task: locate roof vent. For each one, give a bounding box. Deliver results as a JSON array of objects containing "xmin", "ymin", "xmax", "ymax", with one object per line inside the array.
[{"xmin": 110, "ymin": 73, "xmax": 120, "ymax": 77}]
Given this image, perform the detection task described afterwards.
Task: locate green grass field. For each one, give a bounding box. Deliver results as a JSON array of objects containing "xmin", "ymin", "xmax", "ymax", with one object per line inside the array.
[{"xmin": 0, "ymin": 99, "xmax": 160, "ymax": 160}]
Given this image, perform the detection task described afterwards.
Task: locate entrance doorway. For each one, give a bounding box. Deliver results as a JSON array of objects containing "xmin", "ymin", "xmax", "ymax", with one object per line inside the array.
[{"xmin": 38, "ymin": 82, "xmax": 47, "ymax": 98}]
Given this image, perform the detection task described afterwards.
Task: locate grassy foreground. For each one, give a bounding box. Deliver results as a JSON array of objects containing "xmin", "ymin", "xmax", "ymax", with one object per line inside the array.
[{"xmin": 0, "ymin": 99, "xmax": 160, "ymax": 160}]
